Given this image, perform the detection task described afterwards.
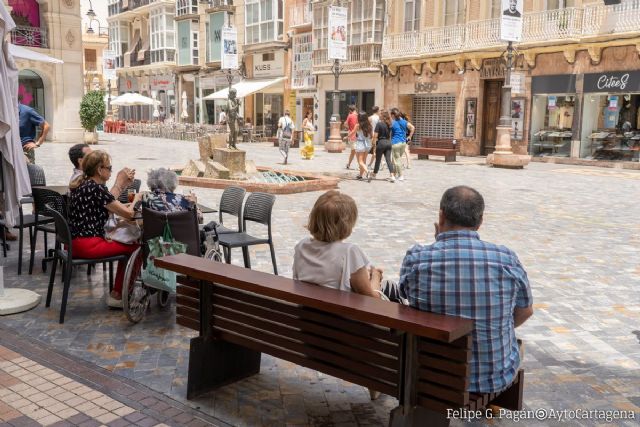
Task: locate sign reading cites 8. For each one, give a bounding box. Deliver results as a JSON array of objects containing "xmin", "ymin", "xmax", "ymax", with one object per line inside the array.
[{"xmin": 500, "ymin": 0, "xmax": 523, "ymax": 42}]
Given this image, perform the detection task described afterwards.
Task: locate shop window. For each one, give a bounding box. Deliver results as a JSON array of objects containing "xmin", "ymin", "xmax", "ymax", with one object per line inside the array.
[
  {"xmin": 530, "ymin": 95, "xmax": 574, "ymax": 158},
  {"xmin": 18, "ymin": 69, "xmax": 45, "ymax": 119},
  {"xmin": 580, "ymin": 94, "xmax": 640, "ymax": 162}
]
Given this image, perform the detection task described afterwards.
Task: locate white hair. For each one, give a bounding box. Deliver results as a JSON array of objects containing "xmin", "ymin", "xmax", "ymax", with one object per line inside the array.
[{"xmin": 147, "ymin": 168, "xmax": 178, "ymax": 192}]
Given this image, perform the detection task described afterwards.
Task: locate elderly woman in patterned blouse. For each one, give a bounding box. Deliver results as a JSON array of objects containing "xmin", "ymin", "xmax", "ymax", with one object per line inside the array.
[{"xmin": 141, "ymin": 168, "xmax": 197, "ymax": 213}]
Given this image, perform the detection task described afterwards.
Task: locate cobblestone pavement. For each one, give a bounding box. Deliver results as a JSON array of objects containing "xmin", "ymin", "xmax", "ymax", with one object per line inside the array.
[{"xmin": 1, "ymin": 134, "xmax": 638, "ymax": 426}]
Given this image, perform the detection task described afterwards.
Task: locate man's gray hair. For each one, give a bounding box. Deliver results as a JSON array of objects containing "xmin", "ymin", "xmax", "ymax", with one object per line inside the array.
[
  {"xmin": 439, "ymin": 186, "xmax": 485, "ymax": 228},
  {"xmin": 147, "ymin": 168, "xmax": 178, "ymax": 193}
]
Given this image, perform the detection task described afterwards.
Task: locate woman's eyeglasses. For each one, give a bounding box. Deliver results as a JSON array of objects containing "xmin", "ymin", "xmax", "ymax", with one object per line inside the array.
[{"xmin": 102, "ymin": 165, "xmax": 113, "ymax": 172}]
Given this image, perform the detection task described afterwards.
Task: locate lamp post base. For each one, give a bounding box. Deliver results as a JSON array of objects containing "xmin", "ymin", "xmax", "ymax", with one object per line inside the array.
[
  {"xmin": 0, "ymin": 289, "xmax": 41, "ymax": 315},
  {"xmin": 487, "ymin": 125, "xmax": 530, "ymax": 169},
  {"xmin": 324, "ymin": 121, "xmax": 345, "ymax": 153}
]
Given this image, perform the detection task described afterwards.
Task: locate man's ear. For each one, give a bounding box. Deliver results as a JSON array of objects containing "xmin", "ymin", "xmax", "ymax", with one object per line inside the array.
[
  {"xmin": 474, "ymin": 215, "xmax": 484, "ymax": 231},
  {"xmin": 438, "ymin": 209, "xmax": 446, "ymax": 228}
]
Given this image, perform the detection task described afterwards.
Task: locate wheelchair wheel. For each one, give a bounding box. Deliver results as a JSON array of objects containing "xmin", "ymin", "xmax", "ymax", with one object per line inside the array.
[
  {"xmin": 204, "ymin": 248, "xmax": 223, "ymax": 262},
  {"xmin": 122, "ymin": 248, "xmax": 149, "ymax": 323},
  {"xmin": 157, "ymin": 291, "xmax": 170, "ymax": 309}
]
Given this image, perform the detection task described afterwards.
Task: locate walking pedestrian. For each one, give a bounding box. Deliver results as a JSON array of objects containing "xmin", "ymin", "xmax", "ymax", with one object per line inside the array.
[
  {"xmin": 369, "ymin": 111, "xmax": 394, "ymax": 182},
  {"xmin": 348, "ymin": 111, "xmax": 372, "ymax": 180},
  {"xmin": 277, "ymin": 110, "xmax": 295, "ymax": 165},
  {"xmin": 401, "ymin": 112, "xmax": 416, "ymax": 169},
  {"xmin": 344, "ymin": 105, "xmax": 358, "ymax": 169},
  {"xmin": 390, "ymin": 108, "xmax": 408, "ymax": 181},
  {"xmin": 367, "ymin": 106, "xmax": 380, "ymax": 169},
  {"xmin": 18, "ymin": 102, "xmax": 50, "ymax": 164},
  {"xmin": 300, "ymin": 111, "xmax": 315, "ymax": 160}
]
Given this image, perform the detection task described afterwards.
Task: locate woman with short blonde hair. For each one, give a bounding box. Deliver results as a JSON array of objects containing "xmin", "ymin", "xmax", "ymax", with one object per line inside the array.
[{"xmin": 293, "ymin": 190, "xmax": 383, "ymax": 297}]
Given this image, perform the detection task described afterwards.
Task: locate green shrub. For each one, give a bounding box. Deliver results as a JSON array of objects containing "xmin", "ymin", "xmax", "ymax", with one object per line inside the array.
[{"xmin": 79, "ymin": 90, "xmax": 106, "ymax": 132}]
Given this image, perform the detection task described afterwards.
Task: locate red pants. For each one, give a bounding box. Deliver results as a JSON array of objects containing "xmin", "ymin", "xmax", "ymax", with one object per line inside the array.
[{"xmin": 72, "ymin": 237, "xmax": 139, "ymax": 294}]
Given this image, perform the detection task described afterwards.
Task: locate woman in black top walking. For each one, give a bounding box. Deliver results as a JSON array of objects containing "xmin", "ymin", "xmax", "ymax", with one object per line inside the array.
[{"xmin": 369, "ymin": 111, "xmax": 395, "ymax": 182}]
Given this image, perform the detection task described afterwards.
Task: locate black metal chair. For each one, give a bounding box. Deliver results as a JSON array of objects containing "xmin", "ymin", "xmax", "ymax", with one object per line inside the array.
[
  {"xmin": 118, "ymin": 179, "xmax": 142, "ymax": 204},
  {"xmin": 215, "ymin": 186, "xmax": 246, "ymax": 235},
  {"xmin": 29, "ymin": 188, "xmax": 66, "ymax": 274},
  {"xmin": 217, "ymin": 192, "xmax": 277, "ymax": 275},
  {"xmin": 45, "ymin": 204, "xmax": 128, "ymax": 324}
]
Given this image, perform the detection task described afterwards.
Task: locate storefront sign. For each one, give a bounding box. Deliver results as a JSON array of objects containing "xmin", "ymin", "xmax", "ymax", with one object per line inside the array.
[
  {"xmin": 510, "ymin": 72, "xmax": 525, "ymax": 95},
  {"xmin": 532, "ymin": 75, "xmax": 576, "ymax": 94},
  {"xmin": 328, "ymin": 6, "xmax": 347, "ymax": 60},
  {"xmin": 415, "ymin": 82, "xmax": 438, "ymax": 94},
  {"xmin": 500, "ymin": 0, "xmax": 523, "ymax": 42},
  {"xmin": 584, "ymin": 70, "xmax": 640, "ymax": 93},
  {"xmin": 102, "ymin": 50, "xmax": 116, "ymax": 80},
  {"xmin": 119, "ymin": 76, "xmax": 139, "ymax": 92},
  {"xmin": 221, "ymin": 27, "xmax": 238, "ymax": 70},
  {"xmin": 480, "ymin": 59, "xmax": 505, "ymax": 79},
  {"xmin": 253, "ymin": 51, "xmax": 285, "ymax": 78},
  {"xmin": 150, "ymin": 74, "xmax": 174, "ymax": 91}
]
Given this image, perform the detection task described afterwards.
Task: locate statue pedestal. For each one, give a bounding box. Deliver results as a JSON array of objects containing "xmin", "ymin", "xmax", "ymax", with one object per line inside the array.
[
  {"xmin": 198, "ymin": 133, "xmax": 229, "ymax": 160},
  {"xmin": 324, "ymin": 121, "xmax": 345, "ymax": 153},
  {"xmin": 213, "ymin": 148, "xmax": 246, "ymax": 174}
]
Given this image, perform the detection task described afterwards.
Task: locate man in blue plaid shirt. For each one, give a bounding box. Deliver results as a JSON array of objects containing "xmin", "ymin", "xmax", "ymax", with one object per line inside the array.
[{"xmin": 399, "ymin": 186, "xmax": 533, "ymax": 393}]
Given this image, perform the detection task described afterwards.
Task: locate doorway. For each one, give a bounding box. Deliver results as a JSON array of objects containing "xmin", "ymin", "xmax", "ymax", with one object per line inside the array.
[
  {"xmin": 324, "ymin": 90, "xmax": 375, "ymax": 140},
  {"xmin": 482, "ymin": 80, "xmax": 503, "ymax": 155}
]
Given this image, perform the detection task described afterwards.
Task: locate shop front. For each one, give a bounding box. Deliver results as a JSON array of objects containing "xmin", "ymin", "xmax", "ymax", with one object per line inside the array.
[
  {"xmin": 529, "ymin": 74, "xmax": 577, "ymax": 158},
  {"xmin": 248, "ymin": 51, "xmax": 286, "ymax": 137},
  {"xmin": 200, "ymin": 73, "xmax": 242, "ymax": 125},
  {"xmin": 580, "ymin": 70, "xmax": 640, "ymax": 162},
  {"xmin": 150, "ymin": 73, "xmax": 176, "ymax": 122}
]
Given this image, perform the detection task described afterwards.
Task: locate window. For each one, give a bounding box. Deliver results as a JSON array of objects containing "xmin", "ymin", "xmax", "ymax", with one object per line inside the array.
[
  {"xmin": 177, "ymin": 0, "xmax": 198, "ymax": 16},
  {"xmin": 150, "ymin": 7, "xmax": 175, "ymax": 63},
  {"xmin": 546, "ymin": 0, "xmax": 575, "ymax": 9},
  {"xmin": 245, "ymin": 0, "xmax": 284, "ymax": 44},
  {"xmin": 84, "ymin": 49, "xmax": 97, "ymax": 70},
  {"xmin": 404, "ymin": 0, "xmax": 421, "ymax": 32},
  {"xmin": 312, "ymin": 1, "xmax": 383, "ymax": 52},
  {"xmin": 108, "ymin": 21, "xmax": 129, "ymax": 67},
  {"xmin": 444, "ymin": 0, "xmax": 465, "ymax": 26},
  {"xmin": 192, "ymin": 28, "xmax": 199, "ymax": 65},
  {"xmin": 490, "ymin": 0, "xmax": 501, "ymax": 19}
]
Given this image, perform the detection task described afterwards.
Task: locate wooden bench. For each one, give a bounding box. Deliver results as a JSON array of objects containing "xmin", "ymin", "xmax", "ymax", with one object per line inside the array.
[
  {"xmin": 156, "ymin": 254, "xmax": 524, "ymax": 426},
  {"xmin": 411, "ymin": 138, "xmax": 458, "ymax": 162}
]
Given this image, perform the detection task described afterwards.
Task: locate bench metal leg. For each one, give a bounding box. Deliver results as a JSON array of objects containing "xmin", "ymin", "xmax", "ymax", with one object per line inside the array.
[
  {"xmin": 418, "ymin": 154, "xmax": 429, "ymax": 160},
  {"xmin": 187, "ymin": 336, "xmax": 261, "ymax": 399}
]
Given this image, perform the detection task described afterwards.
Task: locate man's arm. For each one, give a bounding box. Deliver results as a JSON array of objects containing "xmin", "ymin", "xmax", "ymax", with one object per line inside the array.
[
  {"xmin": 109, "ymin": 168, "xmax": 135, "ymax": 198},
  {"xmin": 36, "ymin": 121, "xmax": 50, "ymax": 146},
  {"xmin": 514, "ymin": 306, "xmax": 533, "ymax": 327}
]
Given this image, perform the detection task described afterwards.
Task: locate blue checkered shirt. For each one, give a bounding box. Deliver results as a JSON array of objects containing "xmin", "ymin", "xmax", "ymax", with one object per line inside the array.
[{"xmin": 399, "ymin": 230, "xmax": 533, "ymax": 393}]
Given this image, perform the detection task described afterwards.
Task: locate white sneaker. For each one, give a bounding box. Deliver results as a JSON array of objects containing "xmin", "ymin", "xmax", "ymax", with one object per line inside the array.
[
  {"xmin": 107, "ymin": 294, "xmax": 123, "ymax": 309},
  {"xmin": 398, "ymin": 175, "xmax": 405, "ymax": 182},
  {"xmin": 388, "ymin": 176, "xmax": 396, "ymax": 183}
]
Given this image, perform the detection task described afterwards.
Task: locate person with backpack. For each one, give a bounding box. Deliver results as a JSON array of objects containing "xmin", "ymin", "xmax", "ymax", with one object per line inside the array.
[{"xmin": 277, "ymin": 110, "xmax": 295, "ymax": 165}]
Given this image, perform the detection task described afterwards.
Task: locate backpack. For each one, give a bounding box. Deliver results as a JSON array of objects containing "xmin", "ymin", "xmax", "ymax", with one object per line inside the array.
[{"xmin": 282, "ymin": 118, "xmax": 292, "ymax": 139}]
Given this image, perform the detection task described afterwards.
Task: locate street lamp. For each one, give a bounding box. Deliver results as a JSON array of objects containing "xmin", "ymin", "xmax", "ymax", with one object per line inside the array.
[{"xmin": 324, "ymin": 0, "xmax": 346, "ymax": 153}]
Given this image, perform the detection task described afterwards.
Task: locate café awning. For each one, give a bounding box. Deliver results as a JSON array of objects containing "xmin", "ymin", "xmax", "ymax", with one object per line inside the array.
[
  {"xmin": 8, "ymin": 44, "xmax": 63, "ymax": 64},
  {"xmin": 203, "ymin": 77, "xmax": 285, "ymax": 100}
]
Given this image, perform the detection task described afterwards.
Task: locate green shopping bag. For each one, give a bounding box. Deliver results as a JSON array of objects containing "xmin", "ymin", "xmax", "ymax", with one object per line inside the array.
[{"xmin": 141, "ymin": 222, "xmax": 188, "ymax": 293}]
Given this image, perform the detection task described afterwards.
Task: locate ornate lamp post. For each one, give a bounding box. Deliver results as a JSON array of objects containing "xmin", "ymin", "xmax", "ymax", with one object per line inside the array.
[{"xmin": 324, "ymin": 1, "xmax": 347, "ymax": 153}]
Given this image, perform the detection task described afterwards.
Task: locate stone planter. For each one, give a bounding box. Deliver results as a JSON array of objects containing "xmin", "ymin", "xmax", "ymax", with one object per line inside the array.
[{"xmin": 83, "ymin": 130, "xmax": 99, "ymax": 145}]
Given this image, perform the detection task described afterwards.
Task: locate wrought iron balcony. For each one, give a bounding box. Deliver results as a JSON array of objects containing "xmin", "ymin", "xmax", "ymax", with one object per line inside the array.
[
  {"xmin": 313, "ymin": 43, "xmax": 382, "ymax": 74},
  {"xmin": 10, "ymin": 26, "xmax": 48, "ymax": 49},
  {"xmin": 382, "ymin": 2, "xmax": 640, "ymax": 62}
]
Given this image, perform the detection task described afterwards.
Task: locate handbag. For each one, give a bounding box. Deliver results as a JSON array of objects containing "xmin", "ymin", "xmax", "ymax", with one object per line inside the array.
[
  {"xmin": 141, "ymin": 222, "xmax": 187, "ymax": 293},
  {"xmin": 104, "ymin": 214, "xmax": 141, "ymax": 244}
]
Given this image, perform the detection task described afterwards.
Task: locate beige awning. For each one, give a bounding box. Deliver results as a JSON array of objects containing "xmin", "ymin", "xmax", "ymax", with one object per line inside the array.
[
  {"xmin": 203, "ymin": 77, "xmax": 285, "ymax": 100},
  {"xmin": 125, "ymin": 30, "xmax": 141, "ymax": 57},
  {"xmin": 137, "ymin": 36, "xmax": 150, "ymax": 62}
]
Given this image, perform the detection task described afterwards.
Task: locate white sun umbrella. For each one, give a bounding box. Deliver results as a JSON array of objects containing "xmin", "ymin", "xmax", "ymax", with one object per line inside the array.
[
  {"xmin": 111, "ymin": 92, "xmax": 158, "ymax": 106},
  {"xmin": 180, "ymin": 91, "xmax": 189, "ymax": 119},
  {"xmin": 0, "ymin": 2, "xmax": 40, "ymax": 314}
]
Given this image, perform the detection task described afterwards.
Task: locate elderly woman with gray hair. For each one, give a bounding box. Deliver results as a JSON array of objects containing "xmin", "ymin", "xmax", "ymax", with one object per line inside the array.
[{"xmin": 141, "ymin": 168, "xmax": 196, "ymax": 213}]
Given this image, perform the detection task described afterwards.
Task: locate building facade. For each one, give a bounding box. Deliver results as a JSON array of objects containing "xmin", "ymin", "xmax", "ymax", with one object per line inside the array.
[
  {"xmin": 5, "ymin": 0, "xmax": 84, "ymax": 141},
  {"xmin": 383, "ymin": 0, "xmax": 640, "ymax": 164},
  {"xmin": 82, "ymin": 25, "xmax": 109, "ymax": 94},
  {"xmin": 107, "ymin": 0, "xmax": 177, "ymax": 121}
]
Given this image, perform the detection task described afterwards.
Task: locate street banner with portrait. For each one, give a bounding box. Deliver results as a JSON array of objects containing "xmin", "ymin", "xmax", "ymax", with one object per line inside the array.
[
  {"xmin": 500, "ymin": 0, "xmax": 523, "ymax": 42},
  {"xmin": 221, "ymin": 27, "xmax": 238, "ymax": 70},
  {"xmin": 328, "ymin": 6, "xmax": 347, "ymax": 60},
  {"xmin": 102, "ymin": 50, "xmax": 117, "ymax": 80}
]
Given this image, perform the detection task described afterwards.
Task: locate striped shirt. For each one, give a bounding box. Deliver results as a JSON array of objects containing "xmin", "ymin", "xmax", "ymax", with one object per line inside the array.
[{"xmin": 399, "ymin": 230, "xmax": 533, "ymax": 393}]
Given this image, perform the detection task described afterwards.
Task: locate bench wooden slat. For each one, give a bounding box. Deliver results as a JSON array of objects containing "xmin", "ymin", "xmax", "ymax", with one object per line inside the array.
[
  {"xmin": 177, "ymin": 316, "xmax": 200, "ymax": 331},
  {"xmin": 418, "ymin": 338, "xmax": 471, "ymax": 362},
  {"xmin": 213, "ymin": 313, "xmax": 400, "ymax": 385},
  {"xmin": 213, "ymin": 294, "xmax": 400, "ymax": 369},
  {"xmin": 417, "ymin": 381, "xmax": 468, "ymax": 406},
  {"xmin": 216, "ymin": 330, "xmax": 399, "ymax": 397},
  {"xmin": 177, "ymin": 284, "xmax": 200, "ymax": 299},
  {"xmin": 212, "ymin": 290, "xmax": 399, "ymax": 356},
  {"xmin": 418, "ymin": 354, "xmax": 470, "ymax": 377},
  {"xmin": 214, "ymin": 285, "xmax": 399, "ymax": 344},
  {"xmin": 176, "ymin": 295, "xmax": 199, "ymax": 310},
  {"xmin": 177, "ymin": 306, "xmax": 200, "ymax": 322},
  {"xmin": 418, "ymin": 368, "xmax": 469, "ymax": 391},
  {"xmin": 417, "ymin": 396, "xmax": 453, "ymax": 414},
  {"xmin": 155, "ymin": 255, "xmax": 474, "ymax": 343}
]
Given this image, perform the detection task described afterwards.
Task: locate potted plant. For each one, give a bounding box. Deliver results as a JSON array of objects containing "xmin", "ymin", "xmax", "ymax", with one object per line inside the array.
[{"xmin": 79, "ymin": 90, "xmax": 106, "ymax": 144}]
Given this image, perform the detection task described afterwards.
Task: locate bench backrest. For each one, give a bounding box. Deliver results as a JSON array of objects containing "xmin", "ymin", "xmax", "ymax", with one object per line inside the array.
[
  {"xmin": 422, "ymin": 138, "xmax": 457, "ymax": 150},
  {"xmin": 156, "ymin": 254, "xmax": 475, "ymax": 407}
]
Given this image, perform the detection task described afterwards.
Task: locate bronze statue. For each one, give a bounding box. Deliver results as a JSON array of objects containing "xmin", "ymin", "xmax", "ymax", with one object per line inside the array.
[{"xmin": 227, "ymin": 88, "xmax": 240, "ymax": 150}]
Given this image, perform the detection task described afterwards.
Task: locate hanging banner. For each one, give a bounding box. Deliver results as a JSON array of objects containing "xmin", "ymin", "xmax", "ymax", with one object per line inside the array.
[
  {"xmin": 102, "ymin": 50, "xmax": 117, "ymax": 80},
  {"xmin": 221, "ymin": 27, "xmax": 238, "ymax": 70},
  {"xmin": 500, "ymin": 0, "xmax": 523, "ymax": 42},
  {"xmin": 328, "ymin": 6, "xmax": 347, "ymax": 60},
  {"xmin": 510, "ymin": 72, "xmax": 525, "ymax": 95}
]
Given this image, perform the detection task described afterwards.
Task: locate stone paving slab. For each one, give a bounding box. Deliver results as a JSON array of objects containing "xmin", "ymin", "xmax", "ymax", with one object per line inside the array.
[{"xmin": 0, "ymin": 134, "xmax": 638, "ymax": 426}]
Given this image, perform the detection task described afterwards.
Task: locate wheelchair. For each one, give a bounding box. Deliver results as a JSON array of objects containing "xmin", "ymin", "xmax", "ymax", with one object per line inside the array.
[{"xmin": 122, "ymin": 208, "xmax": 223, "ymax": 323}]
